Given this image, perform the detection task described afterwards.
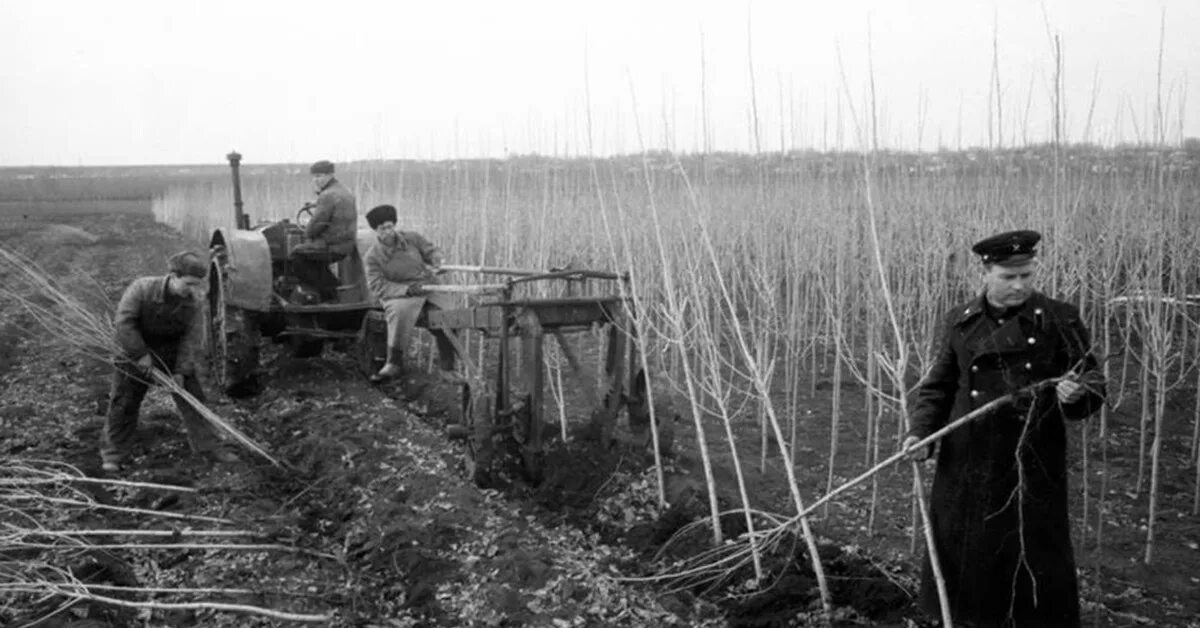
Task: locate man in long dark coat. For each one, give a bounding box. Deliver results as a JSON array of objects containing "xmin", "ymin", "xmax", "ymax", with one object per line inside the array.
[{"xmin": 904, "ymin": 230, "xmax": 1104, "ymax": 627}]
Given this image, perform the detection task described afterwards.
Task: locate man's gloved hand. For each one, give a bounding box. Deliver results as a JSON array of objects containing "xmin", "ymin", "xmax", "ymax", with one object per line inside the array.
[
  {"xmin": 172, "ymin": 373, "xmax": 185, "ymax": 388},
  {"xmin": 406, "ymin": 282, "xmax": 427, "ymax": 297},
  {"xmin": 136, "ymin": 354, "xmax": 154, "ymax": 375},
  {"xmin": 902, "ymin": 435, "xmax": 933, "ymax": 462},
  {"xmin": 1056, "ymin": 376, "xmax": 1085, "ymax": 404}
]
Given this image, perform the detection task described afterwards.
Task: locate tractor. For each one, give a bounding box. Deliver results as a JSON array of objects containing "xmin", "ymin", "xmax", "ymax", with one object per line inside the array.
[
  {"xmin": 206, "ymin": 152, "xmax": 387, "ymax": 397},
  {"xmin": 204, "ymin": 152, "xmax": 673, "ymax": 485}
]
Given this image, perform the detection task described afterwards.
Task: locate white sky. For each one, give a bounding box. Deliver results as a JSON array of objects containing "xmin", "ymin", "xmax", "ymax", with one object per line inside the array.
[{"xmin": 2, "ymin": 0, "xmax": 1197, "ymax": 166}]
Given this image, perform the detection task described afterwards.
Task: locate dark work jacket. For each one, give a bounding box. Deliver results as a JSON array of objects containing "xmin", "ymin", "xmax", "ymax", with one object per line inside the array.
[
  {"xmin": 113, "ymin": 276, "xmax": 205, "ymax": 376},
  {"xmin": 305, "ymin": 178, "xmax": 358, "ymax": 257},
  {"xmin": 907, "ymin": 291, "xmax": 1104, "ymax": 627}
]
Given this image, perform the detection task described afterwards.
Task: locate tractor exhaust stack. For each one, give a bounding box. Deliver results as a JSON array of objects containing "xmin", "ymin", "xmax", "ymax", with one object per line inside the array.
[{"xmin": 226, "ymin": 151, "xmax": 249, "ymax": 229}]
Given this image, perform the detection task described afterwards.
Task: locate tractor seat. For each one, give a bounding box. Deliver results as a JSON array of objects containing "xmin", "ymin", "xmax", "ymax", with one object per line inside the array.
[{"xmin": 334, "ymin": 245, "xmax": 367, "ymax": 303}]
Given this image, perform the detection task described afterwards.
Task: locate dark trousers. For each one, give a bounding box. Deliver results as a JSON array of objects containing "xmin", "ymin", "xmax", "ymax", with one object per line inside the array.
[
  {"xmin": 383, "ymin": 295, "xmax": 459, "ymax": 371},
  {"xmin": 422, "ymin": 292, "xmax": 459, "ymax": 372},
  {"xmin": 290, "ymin": 244, "xmax": 345, "ymax": 301},
  {"xmin": 100, "ymin": 360, "xmax": 218, "ymax": 464}
]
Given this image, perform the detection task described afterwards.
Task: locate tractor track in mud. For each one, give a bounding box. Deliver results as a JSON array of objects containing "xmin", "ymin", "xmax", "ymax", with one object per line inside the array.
[{"xmin": 371, "ymin": 366, "xmax": 924, "ymax": 627}]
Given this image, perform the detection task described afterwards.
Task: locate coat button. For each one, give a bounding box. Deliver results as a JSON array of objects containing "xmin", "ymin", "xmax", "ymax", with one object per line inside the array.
[
  {"xmin": 970, "ymin": 365, "xmax": 979, "ymax": 373},
  {"xmin": 1034, "ymin": 308, "xmax": 1043, "ymax": 315},
  {"xmin": 1025, "ymin": 362, "xmax": 1032, "ymax": 370},
  {"xmin": 970, "ymin": 390, "xmax": 980, "ymax": 398},
  {"xmin": 1027, "ymin": 337, "xmax": 1036, "ymax": 345}
]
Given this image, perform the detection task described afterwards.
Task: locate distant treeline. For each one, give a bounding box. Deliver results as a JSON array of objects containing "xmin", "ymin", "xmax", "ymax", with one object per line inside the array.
[
  {"xmin": 3, "ymin": 142, "xmax": 1197, "ymax": 203},
  {"xmin": 0, "ymin": 165, "xmax": 275, "ymax": 203}
]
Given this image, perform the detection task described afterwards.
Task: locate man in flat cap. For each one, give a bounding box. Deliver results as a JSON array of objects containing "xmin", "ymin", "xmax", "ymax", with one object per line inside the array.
[
  {"xmin": 903, "ymin": 229, "xmax": 1104, "ymax": 626},
  {"xmin": 290, "ymin": 160, "xmax": 358, "ymax": 301},
  {"xmin": 362, "ymin": 204, "xmax": 460, "ymax": 382},
  {"xmin": 101, "ymin": 251, "xmax": 237, "ymax": 472}
]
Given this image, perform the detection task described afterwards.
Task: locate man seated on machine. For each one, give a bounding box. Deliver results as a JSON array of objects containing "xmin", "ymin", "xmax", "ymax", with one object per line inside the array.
[
  {"xmin": 362, "ymin": 203, "xmax": 462, "ymax": 383},
  {"xmin": 289, "ymin": 160, "xmax": 357, "ymax": 301}
]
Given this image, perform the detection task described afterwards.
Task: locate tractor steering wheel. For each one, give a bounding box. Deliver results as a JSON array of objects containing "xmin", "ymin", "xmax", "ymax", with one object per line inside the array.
[{"xmin": 296, "ymin": 203, "xmax": 315, "ymax": 228}]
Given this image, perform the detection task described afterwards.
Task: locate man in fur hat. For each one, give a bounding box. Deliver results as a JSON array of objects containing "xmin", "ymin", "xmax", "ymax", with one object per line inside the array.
[{"xmin": 362, "ymin": 204, "xmax": 460, "ymax": 382}]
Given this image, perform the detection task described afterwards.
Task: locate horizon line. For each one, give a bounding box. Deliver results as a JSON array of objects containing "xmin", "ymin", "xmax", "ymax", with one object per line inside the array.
[{"xmin": 2, "ymin": 139, "xmax": 1197, "ymax": 170}]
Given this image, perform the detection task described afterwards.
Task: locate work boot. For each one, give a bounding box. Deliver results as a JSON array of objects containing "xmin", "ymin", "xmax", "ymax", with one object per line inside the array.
[
  {"xmin": 100, "ymin": 448, "xmax": 129, "ymax": 473},
  {"xmin": 370, "ymin": 347, "xmax": 406, "ymax": 383},
  {"xmin": 370, "ymin": 363, "xmax": 401, "ymax": 383}
]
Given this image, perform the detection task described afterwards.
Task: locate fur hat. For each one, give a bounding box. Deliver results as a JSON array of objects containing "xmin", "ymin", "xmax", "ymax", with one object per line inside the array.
[
  {"xmin": 309, "ymin": 160, "xmax": 335, "ymax": 175},
  {"xmin": 366, "ymin": 204, "xmax": 398, "ymax": 230}
]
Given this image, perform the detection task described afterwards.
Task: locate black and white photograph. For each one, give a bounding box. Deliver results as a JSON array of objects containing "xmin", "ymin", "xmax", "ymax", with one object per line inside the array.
[{"xmin": 1, "ymin": 1, "xmax": 1198, "ymax": 626}]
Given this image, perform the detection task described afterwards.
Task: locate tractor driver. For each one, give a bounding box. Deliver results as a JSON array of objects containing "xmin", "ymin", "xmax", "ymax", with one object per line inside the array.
[{"xmin": 290, "ymin": 160, "xmax": 358, "ymax": 302}]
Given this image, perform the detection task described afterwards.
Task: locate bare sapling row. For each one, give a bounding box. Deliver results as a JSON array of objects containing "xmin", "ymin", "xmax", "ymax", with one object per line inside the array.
[
  {"xmin": 146, "ymin": 59, "xmax": 1199, "ymax": 617},
  {"xmin": 150, "ymin": 148, "xmax": 1200, "ymax": 581}
]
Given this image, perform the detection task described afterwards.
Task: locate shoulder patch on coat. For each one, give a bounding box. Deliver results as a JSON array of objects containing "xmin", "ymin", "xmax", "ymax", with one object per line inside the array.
[{"xmin": 952, "ymin": 300, "xmax": 985, "ymax": 327}]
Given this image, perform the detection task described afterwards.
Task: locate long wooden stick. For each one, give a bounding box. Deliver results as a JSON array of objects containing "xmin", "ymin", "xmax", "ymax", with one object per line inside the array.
[
  {"xmin": 11, "ymin": 542, "xmax": 335, "ymax": 558},
  {"xmin": 1, "ymin": 494, "xmax": 234, "ymax": 524},
  {"xmin": 151, "ymin": 371, "xmax": 283, "ymax": 468},
  {"xmin": 913, "ymin": 462, "xmax": 953, "ymax": 627},
  {"xmin": 418, "ymin": 283, "xmax": 508, "ymax": 294},
  {"xmin": 24, "ymin": 529, "xmax": 254, "ymax": 538},
  {"xmin": 632, "ymin": 383, "xmax": 1059, "ymax": 588},
  {"xmin": 31, "ymin": 587, "xmax": 331, "ymax": 623},
  {"xmin": 440, "ymin": 264, "xmax": 542, "ymax": 276},
  {"xmin": 791, "ymin": 384, "xmax": 1052, "ymax": 523},
  {"xmin": 0, "ymin": 583, "xmax": 258, "ymax": 596},
  {"xmin": 0, "ymin": 476, "xmax": 197, "ymax": 493}
]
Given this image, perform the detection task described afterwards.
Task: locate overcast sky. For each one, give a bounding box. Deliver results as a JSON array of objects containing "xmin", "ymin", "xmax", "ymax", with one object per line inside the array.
[{"xmin": 2, "ymin": 0, "xmax": 1196, "ymax": 166}]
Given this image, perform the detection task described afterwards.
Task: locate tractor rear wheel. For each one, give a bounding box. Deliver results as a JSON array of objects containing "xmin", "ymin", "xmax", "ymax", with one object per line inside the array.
[{"xmin": 208, "ymin": 252, "xmax": 261, "ymax": 397}]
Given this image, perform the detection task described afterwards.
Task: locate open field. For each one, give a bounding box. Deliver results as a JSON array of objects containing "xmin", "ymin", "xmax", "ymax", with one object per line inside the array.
[
  {"xmin": 2, "ymin": 148, "xmax": 1200, "ymax": 626},
  {"xmin": 0, "ymin": 200, "xmax": 152, "ymax": 217}
]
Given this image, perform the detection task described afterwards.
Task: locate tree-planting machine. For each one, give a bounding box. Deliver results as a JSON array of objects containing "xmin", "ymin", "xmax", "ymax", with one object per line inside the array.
[{"xmin": 205, "ymin": 153, "xmax": 667, "ymax": 485}]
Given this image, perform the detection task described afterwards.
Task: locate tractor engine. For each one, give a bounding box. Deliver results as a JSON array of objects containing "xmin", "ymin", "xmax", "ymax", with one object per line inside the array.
[{"xmin": 256, "ymin": 219, "xmax": 320, "ymax": 305}]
